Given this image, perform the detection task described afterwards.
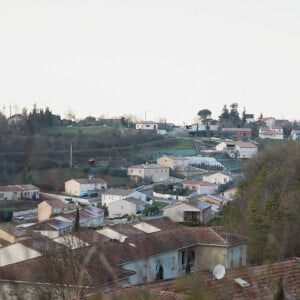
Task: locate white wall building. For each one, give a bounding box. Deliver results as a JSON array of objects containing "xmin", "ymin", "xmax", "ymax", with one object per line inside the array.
[
  {"xmin": 65, "ymin": 178, "xmax": 107, "ymax": 197},
  {"xmin": 135, "ymin": 121, "xmax": 158, "ymax": 130},
  {"xmin": 128, "ymin": 163, "xmax": 169, "ymax": 183},
  {"xmin": 157, "ymin": 155, "xmax": 189, "ymax": 170},
  {"xmin": 202, "ymin": 172, "xmax": 232, "ymax": 185},
  {"xmin": 216, "ymin": 141, "xmax": 258, "ymax": 159},
  {"xmin": 101, "ymin": 188, "xmax": 147, "ymax": 207},
  {"xmin": 108, "ymin": 198, "xmax": 147, "ymax": 218}
]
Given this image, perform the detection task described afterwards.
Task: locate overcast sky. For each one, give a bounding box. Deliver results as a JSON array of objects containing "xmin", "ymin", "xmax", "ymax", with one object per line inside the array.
[{"xmin": 0, "ymin": 0, "xmax": 299, "ymax": 124}]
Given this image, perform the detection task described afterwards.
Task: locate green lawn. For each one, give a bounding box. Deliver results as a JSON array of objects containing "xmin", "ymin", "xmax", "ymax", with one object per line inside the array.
[
  {"xmin": 47, "ymin": 125, "xmax": 115, "ymax": 135},
  {"xmin": 153, "ymin": 200, "xmax": 170, "ymax": 209}
]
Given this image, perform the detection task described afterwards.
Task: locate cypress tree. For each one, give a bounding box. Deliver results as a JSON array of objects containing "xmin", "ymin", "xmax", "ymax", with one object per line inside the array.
[{"xmin": 74, "ymin": 207, "xmax": 80, "ymax": 232}]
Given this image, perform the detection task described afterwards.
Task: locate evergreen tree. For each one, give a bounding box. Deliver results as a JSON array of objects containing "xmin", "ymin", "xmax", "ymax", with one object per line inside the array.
[{"xmin": 74, "ymin": 207, "xmax": 80, "ymax": 232}]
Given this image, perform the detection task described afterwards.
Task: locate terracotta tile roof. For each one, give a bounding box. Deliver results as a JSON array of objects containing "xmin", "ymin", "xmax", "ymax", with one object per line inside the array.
[
  {"xmin": 109, "ymin": 224, "xmax": 146, "ymax": 238},
  {"xmin": 89, "ymin": 257, "xmax": 300, "ymax": 300},
  {"xmin": 40, "ymin": 198, "xmax": 76, "ymax": 209},
  {"xmin": 16, "ymin": 184, "xmax": 39, "ymax": 190},
  {"xmin": 129, "ymin": 164, "xmax": 169, "ymax": 169},
  {"xmin": 142, "ymin": 217, "xmax": 183, "ymax": 231},
  {"xmin": 124, "ymin": 197, "xmax": 146, "ymax": 205},
  {"xmin": 222, "ymin": 127, "xmax": 251, "ymax": 132},
  {"xmin": 164, "ymin": 200, "xmax": 211, "ymax": 211},
  {"xmin": 0, "ymin": 185, "xmax": 22, "ymax": 192},
  {"xmin": 96, "ymin": 227, "xmax": 249, "ymax": 265},
  {"xmin": 0, "ymin": 249, "xmax": 135, "ymax": 287},
  {"xmin": 19, "ymin": 236, "xmax": 67, "ymax": 253},
  {"xmin": 27, "ymin": 218, "xmax": 73, "ymax": 231},
  {"xmin": 98, "ymin": 284, "xmax": 185, "ymax": 300},
  {"xmin": 182, "ymin": 179, "xmax": 202, "ymax": 185},
  {"xmin": 0, "ymin": 223, "xmax": 29, "ymax": 237},
  {"xmin": 101, "ymin": 188, "xmax": 136, "ymax": 196},
  {"xmin": 70, "ymin": 177, "xmax": 107, "ymax": 184},
  {"xmin": 73, "ymin": 230, "xmax": 112, "ymax": 244}
]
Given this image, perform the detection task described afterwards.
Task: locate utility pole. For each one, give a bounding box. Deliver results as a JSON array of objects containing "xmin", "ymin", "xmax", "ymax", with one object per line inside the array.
[{"xmin": 70, "ymin": 142, "xmax": 73, "ymax": 168}]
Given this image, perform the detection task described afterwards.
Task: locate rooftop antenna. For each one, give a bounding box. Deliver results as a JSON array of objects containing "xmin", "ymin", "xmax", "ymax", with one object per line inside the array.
[{"xmin": 213, "ymin": 264, "xmax": 226, "ymax": 280}]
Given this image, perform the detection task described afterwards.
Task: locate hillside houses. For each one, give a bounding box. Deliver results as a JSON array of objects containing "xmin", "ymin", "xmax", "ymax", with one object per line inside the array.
[
  {"xmin": 202, "ymin": 172, "xmax": 232, "ymax": 185},
  {"xmin": 127, "ymin": 163, "xmax": 169, "ymax": 183},
  {"xmin": 259, "ymin": 126, "xmax": 284, "ymax": 139},
  {"xmin": 0, "ymin": 184, "xmax": 40, "ymax": 201},
  {"xmin": 291, "ymin": 129, "xmax": 300, "ymax": 140},
  {"xmin": 221, "ymin": 127, "xmax": 252, "ymax": 140},
  {"xmin": 107, "ymin": 198, "xmax": 147, "ymax": 218},
  {"xmin": 65, "ymin": 177, "xmax": 107, "ymax": 197},
  {"xmin": 157, "ymin": 154, "xmax": 189, "ymax": 170},
  {"xmin": 216, "ymin": 141, "xmax": 258, "ymax": 158},
  {"xmin": 135, "ymin": 121, "xmax": 158, "ymax": 130},
  {"xmin": 182, "ymin": 179, "xmax": 219, "ymax": 195},
  {"xmin": 0, "ymin": 218, "xmax": 250, "ymax": 298},
  {"xmin": 163, "ymin": 200, "xmax": 212, "ymax": 224},
  {"xmin": 38, "ymin": 199, "xmax": 76, "ymax": 222}
]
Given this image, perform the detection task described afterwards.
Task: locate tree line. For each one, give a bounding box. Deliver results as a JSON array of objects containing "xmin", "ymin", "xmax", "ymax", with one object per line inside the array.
[{"xmin": 220, "ymin": 140, "xmax": 300, "ymax": 264}]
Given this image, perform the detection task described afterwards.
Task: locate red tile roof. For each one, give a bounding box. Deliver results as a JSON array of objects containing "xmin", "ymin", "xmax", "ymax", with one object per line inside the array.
[{"xmin": 87, "ymin": 257, "xmax": 300, "ymax": 299}]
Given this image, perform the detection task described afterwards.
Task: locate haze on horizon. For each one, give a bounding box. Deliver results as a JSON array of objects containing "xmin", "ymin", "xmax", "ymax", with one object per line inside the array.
[{"xmin": 0, "ymin": 0, "xmax": 300, "ymax": 124}]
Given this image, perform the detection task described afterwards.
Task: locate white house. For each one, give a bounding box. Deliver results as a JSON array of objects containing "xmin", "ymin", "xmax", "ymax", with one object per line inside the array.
[
  {"xmin": 38, "ymin": 199, "xmax": 76, "ymax": 222},
  {"xmin": 135, "ymin": 121, "xmax": 158, "ymax": 130},
  {"xmin": 291, "ymin": 129, "xmax": 300, "ymax": 140},
  {"xmin": 216, "ymin": 141, "xmax": 258, "ymax": 159},
  {"xmin": 108, "ymin": 198, "xmax": 147, "ymax": 218},
  {"xmin": 157, "ymin": 155, "xmax": 189, "ymax": 170},
  {"xmin": 262, "ymin": 117, "xmax": 276, "ymax": 127},
  {"xmin": 65, "ymin": 177, "xmax": 107, "ymax": 197},
  {"xmin": 101, "ymin": 188, "xmax": 147, "ymax": 207},
  {"xmin": 202, "ymin": 172, "xmax": 232, "ymax": 185},
  {"xmin": 127, "ymin": 163, "xmax": 169, "ymax": 183},
  {"xmin": 119, "ymin": 226, "xmax": 249, "ymax": 285},
  {"xmin": 259, "ymin": 127, "xmax": 284, "ymax": 140},
  {"xmin": 57, "ymin": 206, "xmax": 105, "ymax": 228},
  {"xmin": 0, "ymin": 184, "xmax": 40, "ymax": 201},
  {"xmin": 196, "ymin": 181, "xmax": 219, "ymax": 195},
  {"xmin": 163, "ymin": 200, "xmax": 212, "ymax": 224}
]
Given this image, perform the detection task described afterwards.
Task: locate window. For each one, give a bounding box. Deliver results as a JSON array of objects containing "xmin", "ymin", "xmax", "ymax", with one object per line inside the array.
[
  {"xmin": 182, "ymin": 251, "xmax": 185, "ymax": 265},
  {"xmin": 187, "ymin": 250, "xmax": 195, "ymax": 267},
  {"xmin": 171, "ymin": 257, "xmax": 176, "ymax": 269}
]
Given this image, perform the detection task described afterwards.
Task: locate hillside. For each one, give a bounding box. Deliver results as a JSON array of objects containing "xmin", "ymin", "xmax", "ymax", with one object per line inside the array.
[{"xmin": 0, "ymin": 126, "xmax": 196, "ymax": 185}]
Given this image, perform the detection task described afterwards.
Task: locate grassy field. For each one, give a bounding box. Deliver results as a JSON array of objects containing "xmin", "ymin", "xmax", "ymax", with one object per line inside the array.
[
  {"xmin": 153, "ymin": 200, "xmax": 170, "ymax": 209},
  {"xmin": 47, "ymin": 125, "xmax": 116, "ymax": 135}
]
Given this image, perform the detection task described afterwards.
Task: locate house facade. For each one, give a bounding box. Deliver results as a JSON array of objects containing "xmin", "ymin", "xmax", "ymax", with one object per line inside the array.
[
  {"xmin": 0, "ymin": 185, "xmax": 40, "ymax": 201},
  {"xmin": 259, "ymin": 127, "xmax": 284, "ymax": 139},
  {"xmin": 65, "ymin": 177, "xmax": 107, "ymax": 197},
  {"xmin": 163, "ymin": 200, "xmax": 212, "ymax": 224},
  {"xmin": 156, "ymin": 155, "xmax": 189, "ymax": 170},
  {"xmin": 38, "ymin": 199, "xmax": 76, "ymax": 222},
  {"xmin": 182, "ymin": 179, "xmax": 203, "ymax": 191},
  {"xmin": 101, "ymin": 188, "xmax": 147, "ymax": 207},
  {"xmin": 291, "ymin": 129, "xmax": 300, "ymax": 140},
  {"xmin": 216, "ymin": 141, "xmax": 258, "ymax": 159},
  {"xmin": 197, "ymin": 181, "xmax": 219, "ymax": 195},
  {"xmin": 262, "ymin": 117, "xmax": 276, "ymax": 127},
  {"xmin": 202, "ymin": 172, "xmax": 232, "ymax": 185},
  {"xmin": 221, "ymin": 128, "xmax": 252, "ymax": 139},
  {"xmin": 120, "ymin": 226, "xmax": 249, "ymax": 285},
  {"xmin": 127, "ymin": 163, "xmax": 169, "ymax": 183},
  {"xmin": 57, "ymin": 206, "xmax": 105, "ymax": 228},
  {"xmin": 135, "ymin": 121, "xmax": 158, "ymax": 130},
  {"xmin": 108, "ymin": 198, "xmax": 147, "ymax": 218}
]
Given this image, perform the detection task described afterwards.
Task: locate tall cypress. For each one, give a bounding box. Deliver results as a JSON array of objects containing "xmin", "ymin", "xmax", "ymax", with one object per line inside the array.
[{"xmin": 74, "ymin": 207, "xmax": 80, "ymax": 232}]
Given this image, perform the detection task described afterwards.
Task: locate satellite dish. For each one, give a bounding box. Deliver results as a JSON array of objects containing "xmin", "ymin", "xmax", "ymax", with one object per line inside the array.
[{"xmin": 213, "ymin": 264, "xmax": 226, "ymax": 280}]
